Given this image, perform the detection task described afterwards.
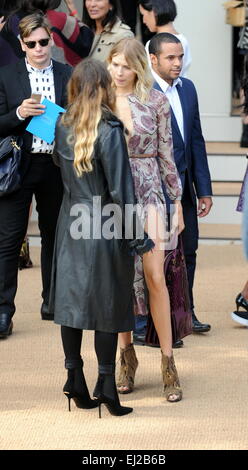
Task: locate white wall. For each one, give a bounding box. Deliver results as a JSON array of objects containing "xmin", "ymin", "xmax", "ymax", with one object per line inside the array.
[{"xmin": 174, "ymin": 0, "xmax": 241, "ymax": 141}]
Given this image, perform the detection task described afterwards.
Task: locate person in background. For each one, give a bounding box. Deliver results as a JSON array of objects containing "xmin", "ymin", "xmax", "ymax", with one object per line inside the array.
[
  {"xmin": 0, "ymin": 0, "xmax": 25, "ymax": 66},
  {"xmin": 232, "ymin": 178, "xmax": 248, "ymax": 326},
  {"xmin": 0, "ymin": 0, "xmax": 18, "ymax": 19},
  {"xmin": 242, "ymin": 185, "xmax": 248, "ymax": 260},
  {"xmin": 232, "ymin": 88, "xmax": 248, "ymax": 326},
  {"xmin": 0, "ymin": 13, "xmax": 72, "ymax": 339},
  {"xmin": 0, "ymin": 0, "xmax": 93, "ymax": 67},
  {"xmin": 139, "ymin": 0, "xmax": 192, "ymax": 77},
  {"xmin": 82, "ymin": 0, "xmax": 133, "ymax": 62},
  {"xmin": 46, "ymin": 0, "xmax": 94, "ymax": 66},
  {"xmin": 0, "ymin": 1, "xmax": 34, "ymax": 270},
  {"xmin": 108, "ymin": 37, "xmax": 184, "ymax": 402},
  {"xmin": 50, "ymin": 58, "xmax": 153, "ymax": 417}
]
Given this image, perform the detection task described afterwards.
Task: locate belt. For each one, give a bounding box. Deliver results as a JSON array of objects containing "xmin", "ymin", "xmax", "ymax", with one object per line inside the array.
[{"xmin": 130, "ymin": 153, "xmax": 157, "ymax": 158}]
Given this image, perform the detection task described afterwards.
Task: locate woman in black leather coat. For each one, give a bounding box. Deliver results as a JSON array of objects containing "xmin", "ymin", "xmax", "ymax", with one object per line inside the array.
[{"xmin": 50, "ymin": 58, "xmax": 153, "ymax": 417}]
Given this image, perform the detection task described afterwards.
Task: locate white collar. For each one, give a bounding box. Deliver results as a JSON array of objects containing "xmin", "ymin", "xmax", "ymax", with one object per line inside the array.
[
  {"xmin": 25, "ymin": 58, "xmax": 53, "ymax": 74},
  {"xmin": 151, "ymin": 69, "xmax": 182, "ymax": 93}
]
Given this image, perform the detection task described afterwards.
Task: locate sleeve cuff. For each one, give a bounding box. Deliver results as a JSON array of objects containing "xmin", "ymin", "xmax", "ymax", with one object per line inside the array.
[{"xmin": 16, "ymin": 106, "xmax": 25, "ymax": 121}]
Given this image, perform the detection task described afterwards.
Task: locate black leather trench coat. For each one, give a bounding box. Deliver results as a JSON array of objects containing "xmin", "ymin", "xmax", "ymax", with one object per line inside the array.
[{"xmin": 50, "ymin": 114, "xmax": 143, "ymax": 333}]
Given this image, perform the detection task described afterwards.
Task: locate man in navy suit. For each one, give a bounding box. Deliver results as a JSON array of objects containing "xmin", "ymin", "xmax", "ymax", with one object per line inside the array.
[{"xmin": 134, "ymin": 33, "xmax": 213, "ymax": 346}]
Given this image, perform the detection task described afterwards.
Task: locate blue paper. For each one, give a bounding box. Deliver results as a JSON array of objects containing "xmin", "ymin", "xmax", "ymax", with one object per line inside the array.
[{"xmin": 26, "ymin": 98, "xmax": 66, "ymax": 144}]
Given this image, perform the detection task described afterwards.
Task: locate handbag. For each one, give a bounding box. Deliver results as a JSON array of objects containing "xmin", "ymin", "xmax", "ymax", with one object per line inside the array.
[
  {"xmin": 145, "ymin": 235, "xmax": 192, "ymax": 346},
  {"xmin": 0, "ymin": 135, "xmax": 23, "ymax": 197}
]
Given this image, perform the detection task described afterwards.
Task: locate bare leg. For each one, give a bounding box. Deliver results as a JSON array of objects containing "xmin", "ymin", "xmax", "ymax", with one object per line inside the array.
[
  {"xmin": 143, "ymin": 248, "xmax": 172, "ymax": 357},
  {"xmin": 143, "ymin": 204, "xmax": 173, "ymax": 356},
  {"xmin": 143, "ymin": 206, "xmax": 180, "ymax": 401},
  {"xmin": 118, "ymin": 331, "xmax": 132, "ymax": 349},
  {"xmin": 118, "ymin": 206, "xmax": 181, "ymax": 400}
]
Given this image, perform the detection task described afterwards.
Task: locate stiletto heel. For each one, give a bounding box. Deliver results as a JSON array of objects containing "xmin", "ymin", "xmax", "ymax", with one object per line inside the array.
[
  {"xmin": 63, "ymin": 358, "xmax": 98, "ymax": 411},
  {"xmin": 232, "ymin": 293, "xmax": 248, "ymax": 325},
  {"xmin": 97, "ymin": 395, "xmax": 133, "ymax": 417},
  {"xmin": 236, "ymin": 293, "xmax": 248, "ymax": 312},
  {"xmin": 94, "ymin": 364, "xmax": 133, "ymax": 418},
  {"xmin": 64, "ymin": 392, "xmax": 72, "ymax": 411}
]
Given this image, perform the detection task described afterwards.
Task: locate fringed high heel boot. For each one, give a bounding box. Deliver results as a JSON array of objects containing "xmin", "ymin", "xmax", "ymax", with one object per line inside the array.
[
  {"xmin": 117, "ymin": 343, "xmax": 138, "ymax": 394},
  {"xmin": 63, "ymin": 358, "xmax": 98, "ymax": 411},
  {"xmin": 93, "ymin": 364, "xmax": 133, "ymax": 418},
  {"xmin": 161, "ymin": 351, "xmax": 182, "ymax": 403}
]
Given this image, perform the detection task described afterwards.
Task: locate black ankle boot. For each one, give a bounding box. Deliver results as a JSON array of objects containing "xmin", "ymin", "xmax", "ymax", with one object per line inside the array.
[
  {"xmin": 63, "ymin": 358, "xmax": 98, "ymax": 411},
  {"xmin": 94, "ymin": 364, "xmax": 133, "ymax": 418}
]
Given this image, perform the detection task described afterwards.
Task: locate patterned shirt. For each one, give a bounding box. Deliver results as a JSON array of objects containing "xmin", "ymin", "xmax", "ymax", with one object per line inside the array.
[{"xmin": 22, "ymin": 59, "xmax": 55, "ymax": 154}]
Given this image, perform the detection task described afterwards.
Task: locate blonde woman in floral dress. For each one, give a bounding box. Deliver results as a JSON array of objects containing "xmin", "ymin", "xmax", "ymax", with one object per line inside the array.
[{"xmin": 108, "ymin": 37, "xmax": 185, "ymax": 403}]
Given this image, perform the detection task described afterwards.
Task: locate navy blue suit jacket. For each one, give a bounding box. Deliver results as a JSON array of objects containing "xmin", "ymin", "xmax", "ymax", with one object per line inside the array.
[{"xmin": 153, "ymin": 78, "xmax": 212, "ymax": 206}]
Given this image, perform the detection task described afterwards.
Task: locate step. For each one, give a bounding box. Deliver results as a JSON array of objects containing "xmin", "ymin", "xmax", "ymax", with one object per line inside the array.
[
  {"xmin": 200, "ymin": 196, "xmax": 241, "ymax": 225},
  {"xmin": 206, "ymin": 142, "xmax": 247, "ymax": 182},
  {"xmin": 206, "ymin": 142, "xmax": 247, "ymax": 155},
  {"xmin": 207, "ymin": 155, "xmax": 247, "ymax": 182},
  {"xmin": 199, "ymin": 223, "xmax": 241, "ymax": 240},
  {"xmin": 212, "ymin": 182, "xmax": 241, "ymax": 196}
]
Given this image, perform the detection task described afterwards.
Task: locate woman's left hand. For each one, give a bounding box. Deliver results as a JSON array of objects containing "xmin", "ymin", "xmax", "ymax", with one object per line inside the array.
[{"xmin": 173, "ymin": 200, "xmax": 185, "ymax": 235}]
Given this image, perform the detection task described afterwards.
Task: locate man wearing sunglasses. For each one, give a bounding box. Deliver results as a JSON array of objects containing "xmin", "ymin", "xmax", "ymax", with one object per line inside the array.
[{"xmin": 0, "ymin": 12, "xmax": 72, "ymax": 338}]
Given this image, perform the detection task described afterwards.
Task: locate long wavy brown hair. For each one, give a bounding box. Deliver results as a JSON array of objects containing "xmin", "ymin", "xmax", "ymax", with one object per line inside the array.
[{"xmin": 62, "ymin": 59, "xmax": 116, "ymax": 177}]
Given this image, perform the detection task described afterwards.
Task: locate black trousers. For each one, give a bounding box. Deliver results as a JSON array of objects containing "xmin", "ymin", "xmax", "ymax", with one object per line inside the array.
[
  {"xmin": 0, "ymin": 153, "xmax": 63, "ymax": 316},
  {"xmin": 181, "ymin": 182, "xmax": 199, "ymax": 312},
  {"xmin": 61, "ymin": 326, "xmax": 118, "ymax": 368}
]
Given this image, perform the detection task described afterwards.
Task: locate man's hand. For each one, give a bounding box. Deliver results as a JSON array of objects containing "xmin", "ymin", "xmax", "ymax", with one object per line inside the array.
[
  {"xmin": 197, "ymin": 197, "xmax": 213, "ymax": 218},
  {"xmin": 18, "ymin": 98, "xmax": 46, "ymax": 119}
]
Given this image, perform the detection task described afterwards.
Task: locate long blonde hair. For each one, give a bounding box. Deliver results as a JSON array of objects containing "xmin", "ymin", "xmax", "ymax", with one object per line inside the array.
[
  {"xmin": 62, "ymin": 59, "xmax": 116, "ymax": 177},
  {"xmin": 107, "ymin": 38, "xmax": 153, "ymax": 103}
]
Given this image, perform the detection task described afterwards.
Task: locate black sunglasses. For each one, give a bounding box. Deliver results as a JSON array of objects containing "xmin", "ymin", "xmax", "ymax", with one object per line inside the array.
[{"xmin": 23, "ymin": 38, "xmax": 50, "ymax": 49}]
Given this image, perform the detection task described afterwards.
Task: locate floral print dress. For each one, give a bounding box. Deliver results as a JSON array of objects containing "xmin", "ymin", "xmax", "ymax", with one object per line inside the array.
[{"xmin": 126, "ymin": 88, "xmax": 182, "ymax": 316}]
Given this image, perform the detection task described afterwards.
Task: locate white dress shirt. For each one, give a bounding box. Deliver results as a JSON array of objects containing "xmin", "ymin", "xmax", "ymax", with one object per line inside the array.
[{"xmin": 151, "ymin": 70, "xmax": 184, "ymax": 141}]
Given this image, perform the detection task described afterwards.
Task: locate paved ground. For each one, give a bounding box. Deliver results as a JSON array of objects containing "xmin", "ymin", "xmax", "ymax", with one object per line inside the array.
[{"xmin": 0, "ymin": 244, "xmax": 248, "ymax": 450}]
